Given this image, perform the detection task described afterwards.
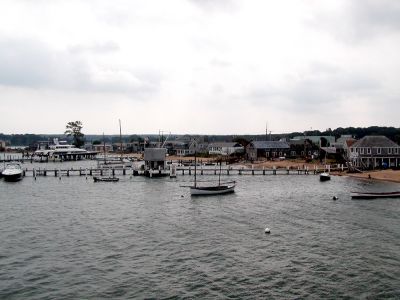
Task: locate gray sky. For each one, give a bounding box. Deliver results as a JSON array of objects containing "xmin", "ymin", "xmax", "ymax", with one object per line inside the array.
[{"xmin": 0, "ymin": 0, "xmax": 399, "ymax": 135}]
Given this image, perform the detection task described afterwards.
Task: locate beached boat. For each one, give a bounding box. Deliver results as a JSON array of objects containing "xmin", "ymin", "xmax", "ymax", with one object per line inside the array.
[
  {"xmin": 351, "ymin": 191, "xmax": 400, "ymax": 199},
  {"xmin": 320, "ymin": 172, "xmax": 331, "ymax": 181},
  {"xmin": 2, "ymin": 163, "xmax": 23, "ymax": 182}
]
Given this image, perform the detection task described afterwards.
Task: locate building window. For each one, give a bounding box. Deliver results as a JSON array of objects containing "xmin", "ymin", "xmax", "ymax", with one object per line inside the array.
[
  {"xmin": 367, "ymin": 148, "xmax": 371, "ymax": 154},
  {"xmin": 388, "ymin": 148, "xmax": 392, "ymax": 154},
  {"xmin": 360, "ymin": 148, "xmax": 364, "ymax": 154},
  {"xmin": 291, "ymin": 151, "xmax": 296, "ymax": 156},
  {"xmin": 279, "ymin": 152, "xmax": 282, "ymax": 157},
  {"xmin": 266, "ymin": 152, "xmax": 270, "ymax": 157},
  {"xmin": 395, "ymin": 148, "xmax": 399, "ymax": 154},
  {"xmin": 272, "ymin": 151, "xmax": 277, "ymax": 157},
  {"xmin": 377, "ymin": 148, "xmax": 381, "ymax": 155}
]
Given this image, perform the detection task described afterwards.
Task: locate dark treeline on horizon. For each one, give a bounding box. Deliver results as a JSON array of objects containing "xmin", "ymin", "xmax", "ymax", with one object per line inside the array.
[{"xmin": 1, "ymin": 126, "xmax": 400, "ymax": 146}]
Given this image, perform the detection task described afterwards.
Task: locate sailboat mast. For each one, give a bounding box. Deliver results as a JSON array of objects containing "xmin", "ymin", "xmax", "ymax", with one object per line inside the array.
[
  {"xmin": 218, "ymin": 157, "xmax": 222, "ymax": 186},
  {"xmin": 103, "ymin": 133, "xmax": 106, "ymax": 164},
  {"xmin": 194, "ymin": 152, "xmax": 197, "ymax": 188},
  {"xmin": 119, "ymin": 119, "xmax": 122, "ymax": 160}
]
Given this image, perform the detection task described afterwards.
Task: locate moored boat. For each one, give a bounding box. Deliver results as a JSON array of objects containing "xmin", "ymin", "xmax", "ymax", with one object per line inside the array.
[
  {"xmin": 320, "ymin": 172, "xmax": 331, "ymax": 181},
  {"xmin": 190, "ymin": 181, "xmax": 236, "ymax": 195},
  {"xmin": 351, "ymin": 191, "xmax": 400, "ymax": 199},
  {"xmin": 183, "ymin": 151, "xmax": 236, "ymax": 196},
  {"xmin": 2, "ymin": 163, "xmax": 23, "ymax": 182},
  {"xmin": 93, "ymin": 176, "xmax": 119, "ymax": 182}
]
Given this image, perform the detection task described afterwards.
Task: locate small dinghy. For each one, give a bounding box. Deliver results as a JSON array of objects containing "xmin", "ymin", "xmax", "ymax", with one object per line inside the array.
[
  {"xmin": 93, "ymin": 176, "xmax": 119, "ymax": 182},
  {"xmin": 320, "ymin": 172, "xmax": 331, "ymax": 181},
  {"xmin": 351, "ymin": 191, "xmax": 400, "ymax": 199}
]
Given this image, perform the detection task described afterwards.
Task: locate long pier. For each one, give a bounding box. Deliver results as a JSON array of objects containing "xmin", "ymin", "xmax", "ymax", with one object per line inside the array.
[{"xmin": 17, "ymin": 164, "xmax": 347, "ymax": 178}]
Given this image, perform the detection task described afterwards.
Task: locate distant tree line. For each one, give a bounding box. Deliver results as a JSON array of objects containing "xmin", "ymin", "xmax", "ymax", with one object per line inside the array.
[{"xmin": 1, "ymin": 126, "xmax": 400, "ymax": 146}]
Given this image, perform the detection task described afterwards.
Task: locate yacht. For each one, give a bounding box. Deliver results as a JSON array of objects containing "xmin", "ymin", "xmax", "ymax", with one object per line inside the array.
[{"xmin": 34, "ymin": 138, "xmax": 87, "ymax": 158}]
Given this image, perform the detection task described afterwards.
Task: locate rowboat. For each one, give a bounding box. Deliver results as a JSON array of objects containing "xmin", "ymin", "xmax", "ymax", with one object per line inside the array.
[
  {"xmin": 351, "ymin": 191, "xmax": 400, "ymax": 199},
  {"xmin": 93, "ymin": 176, "xmax": 119, "ymax": 182}
]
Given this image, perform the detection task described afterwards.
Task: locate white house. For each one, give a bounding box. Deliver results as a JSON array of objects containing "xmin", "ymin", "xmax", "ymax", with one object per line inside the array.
[{"xmin": 208, "ymin": 142, "xmax": 244, "ymax": 156}]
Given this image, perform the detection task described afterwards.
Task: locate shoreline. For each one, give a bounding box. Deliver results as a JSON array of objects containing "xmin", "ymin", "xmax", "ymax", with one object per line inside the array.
[{"xmin": 344, "ymin": 169, "xmax": 400, "ymax": 184}]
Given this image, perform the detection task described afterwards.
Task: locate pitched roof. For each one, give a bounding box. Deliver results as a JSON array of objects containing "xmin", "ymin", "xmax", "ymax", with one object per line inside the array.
[
  {"xmin": 250, "ymin": 141, "xmax": 290, "ymax": 149},
  {"xmin": 351, "ymin": 136, "xmax": 399, "ymax": 148},
  {"xmin": 208, "ymin": 142, "xmax": 242, "ymax": 148}
]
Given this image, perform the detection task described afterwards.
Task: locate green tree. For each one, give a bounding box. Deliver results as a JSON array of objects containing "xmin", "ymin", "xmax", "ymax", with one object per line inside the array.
[{"xmin": 64, "ymin": 121, "xmax": 85, "ymax": 148}]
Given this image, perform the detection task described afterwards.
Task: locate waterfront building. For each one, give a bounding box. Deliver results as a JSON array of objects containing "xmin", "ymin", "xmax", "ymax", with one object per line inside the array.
[
  {"xmin": 208, "ymin": 142, "xmax": 244, "ymax": 156},
  {"xmin": 144, "ymin": 148, "xmax": 167, "ymax": 170},
  {"xmin": 246, "ymin": 141, "xmax": 290, "ymax": 160},
  {"xmin": 349, "ymin": 135, "xmax": 400, "ymax": 169}
]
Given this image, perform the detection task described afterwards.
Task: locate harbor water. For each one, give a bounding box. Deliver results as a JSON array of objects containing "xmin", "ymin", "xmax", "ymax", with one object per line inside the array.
[{"xmin": 1, "ymin": 161, "xmax": 400, "ymax": 298}]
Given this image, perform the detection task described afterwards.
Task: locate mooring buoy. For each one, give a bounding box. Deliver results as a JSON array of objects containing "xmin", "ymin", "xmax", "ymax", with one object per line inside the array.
[
  {"xmin": 332, "ymin": 196, "xmax": 338, "ymax": 200},
  {"xmin": 264, "ymin": 228, "xmax": 271, "ymax": 234}
]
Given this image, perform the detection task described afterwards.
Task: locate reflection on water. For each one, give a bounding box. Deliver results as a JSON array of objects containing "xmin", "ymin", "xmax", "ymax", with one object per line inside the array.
[{"xmin": 0, "ymin": 161, "xmax": 400, "ymax": 298}]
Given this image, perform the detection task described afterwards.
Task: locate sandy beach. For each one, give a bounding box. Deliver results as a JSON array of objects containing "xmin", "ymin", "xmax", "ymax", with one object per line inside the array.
[{"xmin": 345, "ymin": 169, "xmax": 400, "ymax": 183}]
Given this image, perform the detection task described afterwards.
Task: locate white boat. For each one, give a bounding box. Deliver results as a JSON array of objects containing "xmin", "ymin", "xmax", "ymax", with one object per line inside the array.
[
  {"xmin": 184, "ymin": 152, "xmax": 236, "ymax": 196},
  {"xmin": 320, "ymin": 172, "xmax": 331, "ymax": 181},
  {"xmin": 351, "ymin": 191, "xmax": 400, "ymax": 199},
  {"xmin": 2, "ymin": 163, "xmax": 23, "ymax": 182},
  {"xmin": 34, "ymin": 138, "xmax": 87, "ymax": 158},
  {"xmin": 190, "ymin": 181, "xmax": 236, "ymax": 195}
]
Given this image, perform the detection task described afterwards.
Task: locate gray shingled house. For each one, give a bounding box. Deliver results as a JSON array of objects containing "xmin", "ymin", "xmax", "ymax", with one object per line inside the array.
[
  {"xmin": 349, "ymin": 135, "xmax": 400, "ymax": 169},
  {"xmin": 246, "ymin": 141, "xmax": 290, "ymax": 160}
]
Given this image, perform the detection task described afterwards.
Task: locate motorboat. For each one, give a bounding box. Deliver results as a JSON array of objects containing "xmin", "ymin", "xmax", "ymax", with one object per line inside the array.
[
  {"xmin": 34, "ymin": 138, "xmax": 87, "ymax": 158},
  {"xmin": 351, "ymin": 191, "xmax": 400, "ymax": 199},
  {"xmin": 320, "ymin": 172, "xmax": 331, "ymax": 181},
  {"xmin": 2, "ymin": 163, "xmax": 23, "ymax": 182}
]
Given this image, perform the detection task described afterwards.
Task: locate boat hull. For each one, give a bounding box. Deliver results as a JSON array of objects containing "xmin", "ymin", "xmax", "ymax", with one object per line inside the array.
[
  {"xmin": 351, "ymin": 191, "xmax": 400, "ymax": 199},
  {"xmin": 93, "ymin": 176, "xmax": 119, "ymax": 182},
  {"xmin": 190, "ymin": 185, "xmax": 235, "ymax": 196},
  {"xmin": 3, "ymin": 172, "xmax": 23, "ymax": 182},
  {"xmin": 320, "ymin": 173, "xmax": 331, "ymax": 181}
]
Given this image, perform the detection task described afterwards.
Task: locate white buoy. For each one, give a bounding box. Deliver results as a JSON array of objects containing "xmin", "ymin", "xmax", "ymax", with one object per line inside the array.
[
  {"xmin": 264, "ymin": 228, "xmax": 271, "ymax": 234},
  {"xmin": 332, "ymin": 196, "xmax": 338, "ymax": 200}
]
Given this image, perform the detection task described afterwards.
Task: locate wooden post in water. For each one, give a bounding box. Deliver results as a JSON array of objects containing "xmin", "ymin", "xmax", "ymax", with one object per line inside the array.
[
  {"xmin": 59, "ymin": 169, "xmax": 61, "ymax": 180},
  {"xmin": 189, "ymin": 166, "xmax": 191, "ymax": 176},
  {"xmin": 263, "ymin": 166, "xmax": 265, "ymax": 175},
  {"xmin": 286, "ymin": 166, "xmax": 290, "ymax": 175},
  {"xmin": 273, "ymin": 166, "xmax": 276, "ymax": 175},
  {"xmin": 252, "ymin": 165, "xmax": 254, "ymax": 175},
  {"xmin": 43, "ymin": 168, "xmax": 47, "ymax": 176},
  {"xmin": 85, "ymin": 168, "xmax": 88, "ymax": 180}
]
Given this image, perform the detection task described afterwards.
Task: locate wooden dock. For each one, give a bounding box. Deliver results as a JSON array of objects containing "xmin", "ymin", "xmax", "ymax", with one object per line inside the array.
[{"xmin": 17, "ymin": 164, "xmax": 347, "ymax": 178}]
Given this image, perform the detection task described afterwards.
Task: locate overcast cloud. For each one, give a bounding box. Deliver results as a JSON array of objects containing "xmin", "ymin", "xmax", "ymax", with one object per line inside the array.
[{"xmin": 0, "ymin": 0, "xmax": 399, "ymax": 134}]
